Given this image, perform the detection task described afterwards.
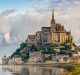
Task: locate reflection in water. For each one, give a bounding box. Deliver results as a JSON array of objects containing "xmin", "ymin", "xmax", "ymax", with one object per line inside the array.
[{"xmin": 1, "ymin": 65, "xmax": 66, "ymax": 75}]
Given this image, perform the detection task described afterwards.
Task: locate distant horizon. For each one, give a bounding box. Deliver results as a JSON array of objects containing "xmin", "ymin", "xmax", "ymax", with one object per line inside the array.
[{"xmin": 0, "ymin": 0, "xmax": 80, "ymax": 58}]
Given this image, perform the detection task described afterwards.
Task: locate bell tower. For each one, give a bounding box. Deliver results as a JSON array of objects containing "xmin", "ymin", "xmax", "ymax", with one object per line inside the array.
[
  {"xmin": 51, "ymin": 10, "xmax": 56, "ymax": 32},
  {"xmin": 51, "ymin": 10, "xmax": 55, "ymax": 24},
  {"xmin": 50, "ymin": 10, "xmax": 57, "ymax": 43}
]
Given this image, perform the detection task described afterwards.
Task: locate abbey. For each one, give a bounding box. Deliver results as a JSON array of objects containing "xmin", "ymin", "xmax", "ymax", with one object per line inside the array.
[{"xmin": 26, "ymin": 11, "xmax": 74, "ymax": 47}]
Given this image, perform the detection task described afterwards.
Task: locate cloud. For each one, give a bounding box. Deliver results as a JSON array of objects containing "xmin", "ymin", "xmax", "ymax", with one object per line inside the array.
[
  {"xmin": 0, "ymin": 9, "xmax": 17, "ymax": 17},
  {"xmin": 0, "ymin": 16, "xmax": 10, "ymax": 34},
  {"xmin": 7, "ymin": 11, "xmax": 51, "ymax": 43},
  {"xmin": 4, "ymin": 32, "xmax": 11, "ymax": 43},
  {"xmin": 0, "ymin": 0, "xmax": 80, "ymax": 46},
  {"xmin": 0, "ymin": 9, "xmax": 18, "ymax": 46}
]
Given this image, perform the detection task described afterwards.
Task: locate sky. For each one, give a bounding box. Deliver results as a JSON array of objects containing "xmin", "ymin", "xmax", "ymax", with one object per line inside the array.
[{"xmin": 0, "ymin": 0, "xmax": 80, "ymax": 59}]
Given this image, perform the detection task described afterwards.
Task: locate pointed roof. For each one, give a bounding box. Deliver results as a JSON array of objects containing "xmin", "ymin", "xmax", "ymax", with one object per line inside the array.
[
  {"xmin": 51, "ymin": 9, "xmax": 55, "ymax": 23},
  {"xmin": 52, "ymin": 9, "xmax": 54, "ymax": 19}
]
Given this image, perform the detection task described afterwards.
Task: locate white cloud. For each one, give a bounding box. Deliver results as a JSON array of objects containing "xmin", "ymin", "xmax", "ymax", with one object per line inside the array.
[
  {"xmin": 4, "ymin": 32, "xmax": 11, "ymax": 43},
  {"xmin": 0, "ymin": 0, "xmax": 80, "ymax": 46},
  {"xmin": 0, "ymin": 9, "xmax": 17, "ymax": 17},
  {"xmin": 0, "ymin": 16, "xmax": 10, "ymax": 34},
  {"xmin": 7, "ymin": 11, "xmax": 51, "ymax": 43},
  {"xmin": 0, "ymin": 9, "xmax": 18, "ymax": 46}
]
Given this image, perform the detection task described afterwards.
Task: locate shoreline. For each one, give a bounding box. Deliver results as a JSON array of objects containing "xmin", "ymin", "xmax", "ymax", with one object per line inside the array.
[
  {"xmin": 1, "ymin": 63, "xmax": 80, "ymax": 75},
  {"xmin": 0, "ymin": 63, "xmax": 78, "ymax": 67}
]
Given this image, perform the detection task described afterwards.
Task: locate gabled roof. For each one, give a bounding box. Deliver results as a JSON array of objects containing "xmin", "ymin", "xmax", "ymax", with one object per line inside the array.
[{"xmin": 41, "ymin": 27, "xmax": 51, "ymax": 32}]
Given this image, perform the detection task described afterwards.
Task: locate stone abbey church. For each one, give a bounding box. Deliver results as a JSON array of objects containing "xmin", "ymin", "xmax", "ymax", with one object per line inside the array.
[{"xmin": 26, "ymin": 11, "xmax": 74, "ymax": 47}]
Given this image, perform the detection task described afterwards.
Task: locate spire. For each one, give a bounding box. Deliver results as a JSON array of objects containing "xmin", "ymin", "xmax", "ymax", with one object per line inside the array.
[
  {"xmin": 51, "ymin": 9, "xmax": 55, "ymax": 23},
  {"xmin": 52, "ymin": 9, "xmax": 54, "ymax": 19}
]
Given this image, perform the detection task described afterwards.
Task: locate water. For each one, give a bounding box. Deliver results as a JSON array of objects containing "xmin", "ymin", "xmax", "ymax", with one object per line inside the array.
[{"xmin": 0, "ymin": 65, "xmax": 66, "ymax": 75}]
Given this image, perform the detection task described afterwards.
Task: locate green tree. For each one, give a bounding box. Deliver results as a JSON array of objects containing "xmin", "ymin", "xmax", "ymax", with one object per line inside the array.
[
  {"xmin": 66, "ymin": 38, "xmax": 71, "ymax": 43},
  {"xmin": 65, "ymin": 44, "xmax": 71, "ymax": 51},
  {"xmin": 67, "ymin": 65, "xmax": 76, "ymax": 72},
  {"xmin": 61, "ymin": 41, "xmax": 72, "ymax": 51},
  {"xmin": 20, "ymin": 43, "xmax": 26, "ymax": 49},
  {"xmin": 16, "ymin": 48, "xmax": 21, "ymax": 53},
  {"xmin": 11, "ymin": 48, "xmax": 21, "ymax": 58},
  {"xmin": 44, "ymin": 43, "xmax": 58, "ymax": 54},
  {"xmin": 30, "ymin": 45, "xmax": 39, "ymax": 51}
]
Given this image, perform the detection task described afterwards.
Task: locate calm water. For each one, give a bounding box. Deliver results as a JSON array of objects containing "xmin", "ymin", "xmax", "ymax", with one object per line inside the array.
[{"xmin": 0, "ymin": 65, "xmax": 66, "ymax": 75}]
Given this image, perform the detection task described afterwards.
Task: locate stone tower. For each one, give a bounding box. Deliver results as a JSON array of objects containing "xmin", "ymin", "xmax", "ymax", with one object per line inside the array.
[
  {"xmin": 51, "ymin": 10, "xmax": 56, "ymax": 32},
  {"xmin": 51, "ymin": 10, "xmax": 55, "ymax": 24},
  {"xmin": 50, "ymin": 10, "xmax": 66, "ymax": 43},
  {"xmin": 50, "ymin": 10, "xmax": 58, "ymax": 43}
]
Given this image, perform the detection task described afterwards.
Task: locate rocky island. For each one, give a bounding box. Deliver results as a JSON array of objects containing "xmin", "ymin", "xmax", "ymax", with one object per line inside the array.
[{"xmin": 2, "ymin": 11, "xmax": 80, "ymax": 65}]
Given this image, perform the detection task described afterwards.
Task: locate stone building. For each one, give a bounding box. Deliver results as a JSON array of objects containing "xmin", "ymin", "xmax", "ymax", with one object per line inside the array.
[
  {"xmin": 8, "ymin": 55, "xmax": 23, "ymax": 65},
  {"xmin": 50, "ymin": 11, "xmax": 73, "ymax": 44},
  {"xmin": 52, "ymin": 53, "xmax": 70, "ymax": 63},
  {"xmin": 41, "ymin": 27, "xmax": 51, "ymax": 45},
  {"xmin": 26, "ymin": 11, "xmax": 74, "ymax": 46},
  {"xmin": 27, "ymin": 35, "xmax": 36, "ymax": 47},
  {"xmin": 36, "ymin": 31, "xmax": 42, "ymax": 45},
  {"xmin": 28, "ymin": 51, "xmax": 44, "ymax": 63},
  {"xmin": 2, "ymin": 56, "xmax": 9, "ymax": 65}
]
